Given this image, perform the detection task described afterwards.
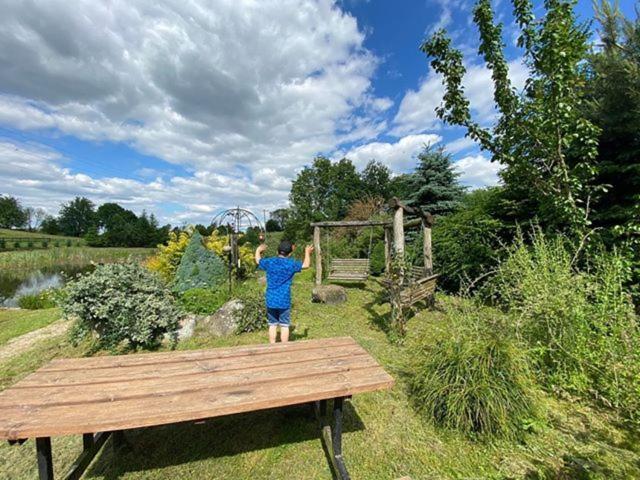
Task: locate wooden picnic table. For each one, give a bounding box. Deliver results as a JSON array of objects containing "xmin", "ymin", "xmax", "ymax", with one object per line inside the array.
[{"xmin": 0, "ymin": 336, "xmax": 394, "ymax": 480}]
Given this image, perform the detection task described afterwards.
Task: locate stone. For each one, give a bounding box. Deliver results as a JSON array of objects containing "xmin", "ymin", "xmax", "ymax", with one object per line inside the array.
[
  {"xmin": 312, "ymin": 285, "xmax": 347, "ymax": 304},
  {"xmin": 200, "ymin": 299, "xmax": 244, "ymax": 336},
  {"xmin": 177, "ymin": 314, "xmax": 197, "ymax": 341}
]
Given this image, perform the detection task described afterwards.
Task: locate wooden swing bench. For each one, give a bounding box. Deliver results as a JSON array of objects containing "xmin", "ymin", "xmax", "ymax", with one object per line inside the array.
[
  {"xmin": 381, "ymin": 266, "xmax": 439, "ymax": 308},
  {"xmin": 327, "ymin": 258, "xmax": 370, "ymax": 282},
  {"xmin": 0, "ymin": 337, "xmax": 393, "ymax": 480}
]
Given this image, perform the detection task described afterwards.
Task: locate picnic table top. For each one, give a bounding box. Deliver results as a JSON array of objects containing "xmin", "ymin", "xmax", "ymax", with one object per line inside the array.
[{"xmin": 0, "ymin": 336, "xmax": 394, "ymax": 440}]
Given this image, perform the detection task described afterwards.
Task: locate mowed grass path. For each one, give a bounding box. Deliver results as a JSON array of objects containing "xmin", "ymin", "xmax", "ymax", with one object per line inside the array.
[
  {"xmin": 1, "ymin": 270, "xmax": 639, "ymax": 479},
  {"xmin": 0, "ymin": 308, "xmax": 61, "ymax": 346},
  {"xmin": 0, "ymin": 247, "xmax": 154, "ymax": 271}
]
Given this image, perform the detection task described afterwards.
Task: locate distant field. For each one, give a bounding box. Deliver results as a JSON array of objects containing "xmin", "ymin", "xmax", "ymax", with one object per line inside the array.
[
  {"xmin": 0, "ymin": 247, "xmax": 154, "ymax": 272},
  {"xmin": 0, "ymin": 229, "xmax": 84, "ymax": 251}
]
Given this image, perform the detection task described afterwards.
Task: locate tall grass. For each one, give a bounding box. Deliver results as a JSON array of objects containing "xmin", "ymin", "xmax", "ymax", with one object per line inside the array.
[
  {"xmin": 486, "ymin": 230, "xmax": 640, "ymax": 423},
  {"xmin": 407, "ymin": 303, "xmax": 540, "ymax": 440},
  {"xmin": 0, "ymin": 247, "xmax": 154, "ymax": 272}
]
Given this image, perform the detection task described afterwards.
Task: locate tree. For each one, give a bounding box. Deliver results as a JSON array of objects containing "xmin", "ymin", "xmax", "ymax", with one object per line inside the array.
[
  {"xmin": 0, "ymin": 195, "xmax": 27, "ymax": 228},
  {"xmin": 268, "ymin": 208, "xmax": 290, "ymax": 231},
  {"xmin": 360, "ymin": 160, "xmax": 393, "ymax": 200},
  {"xmin": 58, "ymin": 197, "xmax": 96, "ymax": 237},
  {"xmin": 285, "ymin": 157, "xmax": 363, "ymax": 240},
  {"xmin": 422, "ymin": 0, "xmax": 600, "ymax": 232},
  {"xmin": 585, "ymin": 2, "xmax": 640, "ymax": 230},
  {"xmin": 406, "ymin": 146, "xmax": 465, "ymax": 216},
  {"xmin": 266, "ymin": 219, "xmax": 281, "ymax": 232},
  {"xmin": 40, "ymin": 215, "xmax": 60, "ymax": 235},
  {"xmin": 96, "ymin": 203, "xmax": 136, "ymax": 231}
]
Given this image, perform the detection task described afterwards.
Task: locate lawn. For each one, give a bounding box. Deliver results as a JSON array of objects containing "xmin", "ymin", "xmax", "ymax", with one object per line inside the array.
[
  {"xmin": 0, "ymin": 308, "xmax": 61, "ymax": 346},
  {"xmin": 0, "ymin": 228, "xmax": 80, "ymax": 242},
  {"xmin": 0, "ymin": 271, "xmax": 638, "ymax": 479}
]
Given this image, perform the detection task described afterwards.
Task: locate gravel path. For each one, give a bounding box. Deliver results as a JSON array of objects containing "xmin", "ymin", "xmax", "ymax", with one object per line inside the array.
[{"xmin": 0, "ymin": 319, "xmax": 73, "ymax": 363}]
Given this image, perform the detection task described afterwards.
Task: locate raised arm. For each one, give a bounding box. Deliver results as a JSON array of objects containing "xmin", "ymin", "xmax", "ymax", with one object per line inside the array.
[
  {"xmin": 255, "ymin": 243, "xmax": 267, "ymax": 265},
  {"xmin": 302, "ymin": 245, "xmax": 314, "ymax": 269}
]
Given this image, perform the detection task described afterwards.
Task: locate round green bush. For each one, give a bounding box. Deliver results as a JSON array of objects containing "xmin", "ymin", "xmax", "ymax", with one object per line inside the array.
[
  {"xmin": 62, "ymin": 262, "xmax": 182, "ymax": 350},
  {"xmin": 369, "ymin": 241, "xmax": 386, "ymax": 276},
  {"xmin": 234, "ymin": 287, "xmax": 267, "ymax": 334},
  {"xmin": 407, "ymin": 306, "xmax": 539, "ymax": 440},
  {"xmin": 0, "ymin": 239, "xmax": 5, "ymax": 249}
]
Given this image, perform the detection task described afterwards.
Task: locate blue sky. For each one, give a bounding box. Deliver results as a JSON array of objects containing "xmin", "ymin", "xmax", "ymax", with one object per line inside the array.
[{"xmin": 0, "ymin": 0, "xmax": 634, "ymax": 226}]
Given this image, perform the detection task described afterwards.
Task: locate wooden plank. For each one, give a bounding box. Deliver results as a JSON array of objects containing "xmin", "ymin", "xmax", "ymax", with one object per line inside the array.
[
  {"xmin": 0, "ymin": 355, "xmax": 380, "ymax": 408},
  {"xmin": 310, "ymin": 220, "xmax": 392, "ymax": 228},
  {"xmin": 42, "ymin": 337, "xmax": 357, "ymax": 371},
  {"xmin": 14, "ymin": 344, "xmax": 369, "ymax": 388},
  {"xmin": 0, "ymin": 366, "xmax": 394, "ymax": 439}
]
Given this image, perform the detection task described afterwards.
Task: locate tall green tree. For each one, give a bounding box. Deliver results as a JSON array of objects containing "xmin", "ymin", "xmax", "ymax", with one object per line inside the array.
[
  {"xmin": 0, "ymin": 195, "xmax": 27, "ymax": 228},
  {"xmin": 585, "ymin": 1, "xmax": 640, "ymax": 229},
  {"xmin": 360, "ymin": 160, "xmax": 393, "ymax": 200},
  {"xmin": 285, "ymin": 157, "xmax": 363, "ymax": 240},
  {"xmin": 58, "ymin": 197, "xmax": 96, "ymax": 237},
  {"xmin": 406, "ymin": 146, "xmax": 465, "ymax": 215},
  {"xmin": 422, "ymin": 0, "xmax": 600, "ymax": 233}
]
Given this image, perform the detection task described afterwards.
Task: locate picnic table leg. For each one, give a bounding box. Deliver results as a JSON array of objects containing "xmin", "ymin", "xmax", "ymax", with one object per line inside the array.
[
  {"xmin": 36, "ymin": 437, "xmax": 54, "ymax": 480},
  {"xmin": 82, "ymin": 433, "xmax": 94, "ymax": 451},
  {"xmin": 331, "ymin": 397, "xmax": 350, "ymax": 480}
]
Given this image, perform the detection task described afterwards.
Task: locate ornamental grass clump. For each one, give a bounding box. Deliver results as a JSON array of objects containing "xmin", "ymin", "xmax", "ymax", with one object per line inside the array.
[
  {"xmin": 407, "ymin": 305, "xmax": 540, "ymax": 440},
  {"xmin": 62, "ymin": 262, "xmax": 182, "ymax": 351}
]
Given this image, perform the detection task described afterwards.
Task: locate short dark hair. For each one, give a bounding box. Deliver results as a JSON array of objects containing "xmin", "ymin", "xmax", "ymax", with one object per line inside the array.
[{"xmin": 278, "ymin": 240, "xmax": 293, "ymax": 255}]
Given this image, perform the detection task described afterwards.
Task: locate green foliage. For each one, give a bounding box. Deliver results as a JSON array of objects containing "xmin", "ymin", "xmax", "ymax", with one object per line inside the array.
[
  {"xmin": 0, "ymin": 195, "xmax": 27, "ymax": 228},
  {"xmin": 40, "ymin": 215, "xmax": 60, "ymax": 235},
  {"xmin": 434, "ymin": 188, "xmax": 506, "ymax": 292},
  {"xmin": 487, "ymin": 230, "xmax": 640, "ymax": 422},
  {"xmin": 234, "ymin": 286, "xmax": 267, "ymax": 334},
  {"xmin": 406, "ymin": 146, "xmax": 465, "ymax": 216},
  {"xmin": 361, "ymin": 160, "xmax": 393, "ymax": 199},
  {"xmin": 422, "ymin": 0, "xmax": 600, "ymax": 232},
  {"xmin": 62, "ymin": 262, "xmax": 181, "ymax": 351},
  {"xmin": 407, "ymin": 303, "xmax": 540, "ymax": 439},
  {"xmin": 173, "ymin": 232, "xmax": 227, "ymax": 293},
  {"xmin": 58, "ymin": 197, "xmax": 96, "ymax": 237},
  {"xmin": 179, "ymin": 288, "xmax": 229, "ymax": 315},
  {"xmin": 370, "ymin": 241, "xmax": 386, "ymax": 276},
  {"xmin": 17, "ymin": 290, "xmax": 57, "ymax": 310},
  {"xmin": 0, "ymin": 238, "xmax": 5, "ymax": 250}
]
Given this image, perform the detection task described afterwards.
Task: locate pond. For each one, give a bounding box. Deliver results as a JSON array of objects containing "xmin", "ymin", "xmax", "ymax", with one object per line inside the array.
[{"xmin": 0, "ymin": 265, "xmax": 93, "ymax": 307}]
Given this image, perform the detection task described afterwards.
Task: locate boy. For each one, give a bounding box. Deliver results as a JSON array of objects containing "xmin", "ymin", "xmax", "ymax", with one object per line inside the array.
[{"xmin": 255, "ymin": 240, "xmax": 313, "ymax": 343}]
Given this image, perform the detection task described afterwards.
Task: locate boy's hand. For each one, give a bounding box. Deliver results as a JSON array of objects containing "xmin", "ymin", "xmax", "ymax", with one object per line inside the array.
[
  {"xmin": 257, "ymin": 244, "xmax": 268, "ymax": 253},
  {"xmin": 305, "ymin": 245, "xmax": 314, "ymax": 254}
]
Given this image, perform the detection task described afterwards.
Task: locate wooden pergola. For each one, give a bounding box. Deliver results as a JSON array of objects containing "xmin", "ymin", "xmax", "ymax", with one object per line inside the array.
[{"xmin": 310, "ymin": 198, "xmax": 434, "ymax": 286}]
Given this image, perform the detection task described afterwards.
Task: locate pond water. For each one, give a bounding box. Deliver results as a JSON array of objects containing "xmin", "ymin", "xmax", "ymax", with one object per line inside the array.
[{"xmin": 0, "ymin": 265, "xmax": 93, "ymax": 307}]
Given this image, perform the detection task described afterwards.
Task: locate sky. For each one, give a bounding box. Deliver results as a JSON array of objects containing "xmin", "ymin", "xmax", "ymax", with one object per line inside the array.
[{"xmin": 0, "ymin": 0, "xmax": 635, "ymax": 226}]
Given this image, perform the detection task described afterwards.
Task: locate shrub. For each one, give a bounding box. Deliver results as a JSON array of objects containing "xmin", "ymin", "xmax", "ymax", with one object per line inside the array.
[
  {"xmin": 18, "ymin": 290, "xmax": 57, "ymax": 310},
  {"xmin": 173, "ymin": 232, "xmax": 227, "ymax": 293},
  {"xmin": 53, "ymin": 241, "xmax": 60, "ymax": 247},
  {"xmin": 235, "ymin": 286, "xmax": 267, "ymax": 334},
  {"xmin": 369, "ymin": 241, "xmax": 386, "ymax": 275},
  {"xmin": 65, "ymin": 239, "xmax": 72, "ymax": 247},
  {"xmin": 407, "ymin": 304, "xmax": 539, "ymax": 440},
  {"xmin": 179, "ymin": 288, "xmax": 229, "ymax": 315},
  {"xmin": 205, "ymin": 230, "xmax": 255, "ymax": 274},
  {"xmin": 62, "ymin": 262, "xmax": 182, "ymax": 351},
  {"xmin": 0, "ymin": 238, "xmax": 5, "ymax": 249},
  {"xmin": 146, "ymin": 229, "xmax": 192, "ymax": 281},
  {"xmin": 13, "ymin": 241, "xmax": 20, "ymax": 249},
  {"xmin": 487, "ymin": 230, "xmax": 640, "ymax": 422},
  {"xmin": 41, "ymin": 240, "xmax": 49, "ymax": 248},
  {"xmin": 27, "ymin": 241, "xmax": 34, "ymax": 248}
]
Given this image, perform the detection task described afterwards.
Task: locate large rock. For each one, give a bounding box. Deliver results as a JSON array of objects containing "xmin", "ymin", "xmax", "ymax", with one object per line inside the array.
[
  {"xmin": 177, "ymin": 314, "xmax": 197, "ymax": 341},
  {"xmin": 312, "ymin": 285, "xmax": 347, "ymax": 304},
  {"xmin": 200, "ymin": 299, "xmax": 244, "ymax": 336}
]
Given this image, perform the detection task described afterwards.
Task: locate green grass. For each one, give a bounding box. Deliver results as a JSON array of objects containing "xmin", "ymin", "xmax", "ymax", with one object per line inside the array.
[
  {"xmin": 0, "ymin": 247, "xmax": 154, "ymax": 272},
  {"xmin": 0, "ymin": 271, "xmax": 639, "ymax": 479},
  {"xmin": 0, "ymin": 308, "xmax": 61, "ymax": 346},
  {"xmin": 0, "ymin": 228, "xmax": 80, "ymax": 241}
]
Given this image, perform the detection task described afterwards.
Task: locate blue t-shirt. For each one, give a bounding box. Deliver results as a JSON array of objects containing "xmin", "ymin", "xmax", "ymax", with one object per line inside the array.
[{"xmin": 258, "ymin": 257, "xmax": 303, "ymax": 309}]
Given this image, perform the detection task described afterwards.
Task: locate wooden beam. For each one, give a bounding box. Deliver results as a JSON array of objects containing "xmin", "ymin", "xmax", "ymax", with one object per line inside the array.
[
  {"xmin": 310, "ymin": 220, "xmax": 391, "ymax": 228},
  {"xmin": 383, "ymin": 227, "xmax": 391, "ymax": 273},
  {"xmin": 388, "ymin": 197, "xmax": 434, "ymax": 227},
  {"xmin": 393, "ymin": 207, "xmax": 404, "ymax": 257},
  {"xmin": 423, "ymin": 222, "xmax": 433, "ymax": 276},
  {"xmin": 313, "ymin": 226, "xmax": 322, "ymax": 286}
]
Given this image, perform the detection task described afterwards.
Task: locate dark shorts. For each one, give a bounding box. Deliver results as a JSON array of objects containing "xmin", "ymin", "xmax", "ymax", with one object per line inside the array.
[{"xmin": 266, "ymin": 307, "xmax": 291, "ymax": 327}]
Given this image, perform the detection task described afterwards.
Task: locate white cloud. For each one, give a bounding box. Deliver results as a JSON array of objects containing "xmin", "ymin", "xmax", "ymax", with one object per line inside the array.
[
  {"xmin": 0, "ymin": 0, "xmax": 393, "ymax": 221},
  {"xmin": 453, "ymin": 154, "xmax": 501, "ymax": 188},
  {"xmin": 391, "ymin": 58, "xmax": 528, "ymax": 136},
  {"xmin": 446, "ymin": 135, "xmax": 477, "ymax": 154},
  {"xmin": 336, "ymin": 133, "xmax": 442, "ymax": 172}
]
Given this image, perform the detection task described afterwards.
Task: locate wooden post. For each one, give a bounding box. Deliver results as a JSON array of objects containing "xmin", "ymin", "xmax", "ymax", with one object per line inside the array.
[
  {"xmin": 314, "ymin": 226, "xmax": 322, "ymax": 286},
  {"xmin": 383, "ymin": 227, "xmax": 391, "ymax": 273},
  {"xmin": 423, "ymin": 221, "xmax": 433, "ymax": 275},
  {"xmin": 393, "ymin": 206, "xmax": 404, "ymax": 258}
]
